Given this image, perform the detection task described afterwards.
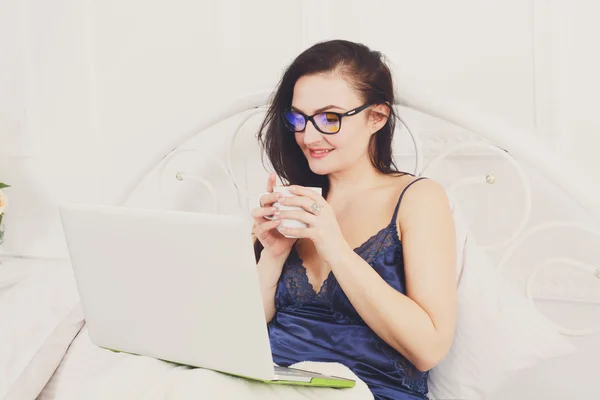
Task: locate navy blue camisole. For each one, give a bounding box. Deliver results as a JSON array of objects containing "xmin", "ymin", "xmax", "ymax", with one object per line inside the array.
[{"xmin": 268, "ymin": 178, "xmax": 430, "ymax": 400}]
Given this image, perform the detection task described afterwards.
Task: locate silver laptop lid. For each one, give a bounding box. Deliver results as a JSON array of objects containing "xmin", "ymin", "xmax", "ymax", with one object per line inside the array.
[{"xmin": 59, "ymin": 203, "xmax": 275, "ymax": 380}]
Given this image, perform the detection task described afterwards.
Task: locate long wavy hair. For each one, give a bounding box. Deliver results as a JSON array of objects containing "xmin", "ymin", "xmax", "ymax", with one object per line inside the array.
[{"xmin": 254, "ymin": 40, "xmax": 408, "ymax": 261}]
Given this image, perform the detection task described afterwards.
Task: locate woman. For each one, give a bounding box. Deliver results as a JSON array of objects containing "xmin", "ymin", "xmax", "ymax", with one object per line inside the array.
[{"xmin": 251, "ymin": 40, "xmax": 457, "ymax": 400}]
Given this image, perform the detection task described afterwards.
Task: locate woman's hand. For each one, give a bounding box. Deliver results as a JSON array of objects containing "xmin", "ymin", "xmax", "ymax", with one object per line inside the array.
[
  {"xmin": 275, "ymin": 185, "xmax": 350, "ymax": 265},
  {"xmin": 251, "ymin": 173, "xmax": 297, "ymax": 260}
]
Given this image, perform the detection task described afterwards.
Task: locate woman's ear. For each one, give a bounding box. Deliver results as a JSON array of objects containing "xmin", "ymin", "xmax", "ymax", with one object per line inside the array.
[{"xmin": 368, "ymin": 104, "xmax": 390, "ymax": 134}]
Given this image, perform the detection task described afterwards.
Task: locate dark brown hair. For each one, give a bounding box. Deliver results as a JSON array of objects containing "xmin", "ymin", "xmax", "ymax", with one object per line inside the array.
[{"xmin": 254, "ymin": 40, "xmax": 408, "ymax": 261}]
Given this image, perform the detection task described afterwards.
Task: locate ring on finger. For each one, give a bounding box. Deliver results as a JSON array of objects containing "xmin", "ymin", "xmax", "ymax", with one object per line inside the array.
[{"xmin": 309, "ymin": 201, "xmax": 321, "ymax": 216}]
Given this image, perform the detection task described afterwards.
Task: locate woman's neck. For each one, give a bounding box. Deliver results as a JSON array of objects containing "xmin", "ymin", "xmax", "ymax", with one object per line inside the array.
[{"xmin": 327, "ymin": 158, "xmax": 386, "ymax": 200}]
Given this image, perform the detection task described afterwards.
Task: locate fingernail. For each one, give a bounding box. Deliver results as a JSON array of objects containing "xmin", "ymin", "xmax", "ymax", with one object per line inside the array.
[{"xmin": 273, "ymin": 211, "xmax": 280, "ymax": 216}]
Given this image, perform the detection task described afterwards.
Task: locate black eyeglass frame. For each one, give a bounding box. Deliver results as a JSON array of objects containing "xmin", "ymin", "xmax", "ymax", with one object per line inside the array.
[{"xmin": 282, "ymin": 103, "xmax": 373, "ymax": 134}]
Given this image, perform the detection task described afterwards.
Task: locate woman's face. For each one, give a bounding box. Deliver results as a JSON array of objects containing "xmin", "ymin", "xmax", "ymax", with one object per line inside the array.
[{"xmin": 290, "ymin": 73, "xmax": 377, "ymax": 176}]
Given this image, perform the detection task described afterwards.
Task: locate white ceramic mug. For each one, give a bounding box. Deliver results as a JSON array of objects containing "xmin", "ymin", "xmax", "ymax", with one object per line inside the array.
[{"xmin": 263, "ymin": 186, "xmax": 322, "ymax": 238}]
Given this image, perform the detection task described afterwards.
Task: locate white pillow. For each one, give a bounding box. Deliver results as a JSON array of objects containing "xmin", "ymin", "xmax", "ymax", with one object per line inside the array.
[
  {"xmin": 427, "ymin": 205, "xmax": 577, "ymax": 399},
  {"xmin": 0, "ymin": 258, "xmax": 84, "ymax": 400}
]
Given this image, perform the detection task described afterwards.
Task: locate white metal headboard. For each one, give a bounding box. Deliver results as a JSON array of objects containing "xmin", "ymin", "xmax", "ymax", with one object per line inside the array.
[
  {"xmin": 118, "ymin": 88, "xmax": 600, "ymax": 337},
  {"xmin": 117, "ymin": 87, "xmax": 600, "ymax": 221}
]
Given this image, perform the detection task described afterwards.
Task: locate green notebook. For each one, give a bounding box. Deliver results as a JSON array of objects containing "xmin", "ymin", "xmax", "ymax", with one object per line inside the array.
[{"xmin": 103, "ymin": 346, "xmax": 356, "ymax": 388}]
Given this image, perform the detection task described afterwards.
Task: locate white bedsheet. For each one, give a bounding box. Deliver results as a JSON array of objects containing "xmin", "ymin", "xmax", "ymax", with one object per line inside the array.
[
  {"xmin": 39, "ymin": 325, "xmax": 373, "ymax": 400},
  {"xmin": 0, "ymin": 257, "xmax": 371, "ymax": 400}
]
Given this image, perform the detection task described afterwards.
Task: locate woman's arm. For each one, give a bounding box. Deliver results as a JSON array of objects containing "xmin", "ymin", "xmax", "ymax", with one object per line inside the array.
[
  {"xmin": 329, "ymin": 179, "xmax": 457, "ymax": 372},
  {"xmin": 255, "ymin": 247, "xmax": 289, "ymax": 323}
]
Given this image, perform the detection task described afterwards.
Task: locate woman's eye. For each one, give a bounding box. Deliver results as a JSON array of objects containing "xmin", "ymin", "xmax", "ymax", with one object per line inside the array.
[{"xmin": 324, "ymin": 114, "xmax": 338, "ymax": 123}]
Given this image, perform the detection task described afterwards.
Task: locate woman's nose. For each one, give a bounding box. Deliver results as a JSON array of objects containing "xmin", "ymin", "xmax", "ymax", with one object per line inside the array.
[{"xmin": 303, "ymin": 121, "xmax": 323, "ymax": 145}]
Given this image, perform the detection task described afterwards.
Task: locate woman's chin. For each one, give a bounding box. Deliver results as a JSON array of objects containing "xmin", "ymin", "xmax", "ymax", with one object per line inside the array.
[{"xmin": 307, "ymin": 163, "xmax": 333, "ymax": 175}]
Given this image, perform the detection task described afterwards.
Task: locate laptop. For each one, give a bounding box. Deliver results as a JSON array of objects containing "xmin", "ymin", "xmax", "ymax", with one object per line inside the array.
[{"xmin": 58, "ymin": 202, "xmax": 355, "ymax": 388}]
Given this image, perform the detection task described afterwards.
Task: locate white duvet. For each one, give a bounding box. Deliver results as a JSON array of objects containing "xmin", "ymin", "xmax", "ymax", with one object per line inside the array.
[
  {"xmin": 40, "ymin": 326, "xmax": 372, "ymax": 400},
  {"xmin": 0, "ymin": 258, "xmax": 372, "ymax": 400}
]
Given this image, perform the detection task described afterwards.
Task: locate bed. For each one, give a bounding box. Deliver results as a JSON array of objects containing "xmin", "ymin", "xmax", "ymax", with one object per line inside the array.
[{"xmin": 1, "ymin": 85, "xmax": 599, "ymax": 400}]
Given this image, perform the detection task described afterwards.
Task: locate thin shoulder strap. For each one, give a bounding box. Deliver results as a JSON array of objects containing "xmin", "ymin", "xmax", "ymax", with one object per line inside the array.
[{"xmin": 391, "ymin": 177, "xmax": 428, "ymax": 223}]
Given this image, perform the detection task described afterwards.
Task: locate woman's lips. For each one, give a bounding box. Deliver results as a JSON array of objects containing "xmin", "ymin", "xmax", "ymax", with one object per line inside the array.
[{"xmin": 308, "ymin": 148, "xmax": 334, "ymax": 159}]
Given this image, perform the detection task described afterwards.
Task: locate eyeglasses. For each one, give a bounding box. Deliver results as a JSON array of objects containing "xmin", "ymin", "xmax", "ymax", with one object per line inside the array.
[{"xmin": 282, "ymin": 103, "xmax": 372, "ymax": 134}]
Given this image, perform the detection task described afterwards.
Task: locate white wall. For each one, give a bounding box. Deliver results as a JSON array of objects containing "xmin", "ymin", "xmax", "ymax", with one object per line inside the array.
[
  {"xmin": 549, "ymin": 1, "xmax": 600, "ymax": 170},
  {"xmin": 1, "ymin": 0, "xmax": 542, "ymax": 257},
  {"xmin": 1, "ymin": 0, "xmax": 599, "ymax": 397}
]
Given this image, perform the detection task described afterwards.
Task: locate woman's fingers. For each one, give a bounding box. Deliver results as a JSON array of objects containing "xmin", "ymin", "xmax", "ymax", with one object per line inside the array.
[
  {"xmin": 288, "ymin": 186, "xmax": 323, "ymax": 202},
  {"xmin": 277, "ymin": 209, "xmax": 315, "ymax": 225},
  {"xmin": 277, "ymin": 195, "xmax": 315, "ymax": 213},
  {"xmin": 251, "ymin": 206, "xmax": 279, "ymax": 220},
  {"xmin": 254, "ymin": 219, "xmax": 281, "ymax": 242},
  {"xmin": 258, "ymin": 192, "xmax": 281, "ymax": 208},
  {"xmin": 266, "ymin": 172, "xmax": 276, "ymax": 192},
  {"xmin": 260, "ymin": 172, "xmax": 277, "ymax": 206},
  {"xmin": 277, "ymin": 226, "xmax": 309, "ymax": 239}
]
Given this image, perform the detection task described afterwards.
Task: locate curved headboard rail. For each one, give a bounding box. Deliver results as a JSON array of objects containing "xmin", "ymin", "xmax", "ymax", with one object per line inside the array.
[
  {"xmin": 395, "ymin": 81, "xmax": 600, "ymax": 223},
  {"xmin": 114, "ymin": 91, "xmax": 271, "ymax": 207},
  {"xmin": 421, "ymin": 141, "xmax": 533, "ymax": 251},
  {"xmin": 116, "ymin": 87, "xmax": 600, "ymax": 225}
]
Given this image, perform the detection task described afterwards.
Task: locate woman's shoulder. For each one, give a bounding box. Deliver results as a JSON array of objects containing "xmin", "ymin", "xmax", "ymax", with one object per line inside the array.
[
  {"xmin": 393, "ymin": 174, "xmax": 452, "ymax": 222},
  {"xmin": 392, "ymin": 173, "xmax": 446, "ymax": 195},
  {"xmin": 385, "ymin": 174, "xmax": 455, "ymax": 245}
]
